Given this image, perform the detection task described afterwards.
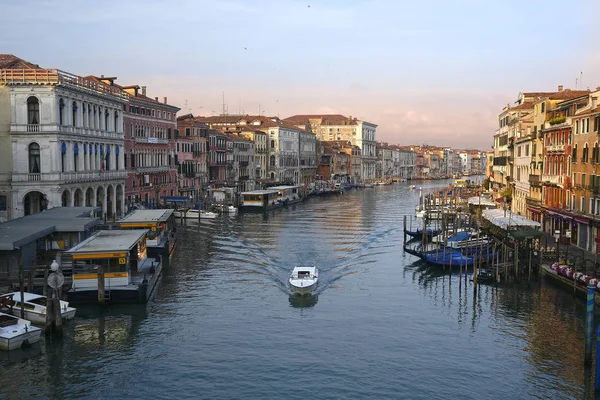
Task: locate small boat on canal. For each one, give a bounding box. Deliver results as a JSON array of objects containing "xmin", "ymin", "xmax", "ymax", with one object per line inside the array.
[
  {"xmin": 289, "ymin": 266, "xmax": 319, "ymax": 295},
  {"xmin": 0, "ymin": 312, "xmax": 41, "ymax": 351},
  {"xmin": 405, "ymin": 228, "xmax": 442, "ymax": 240},
  {"xmin": 1, "ymin": 292, "xmax": 76, "ymax": 324}
]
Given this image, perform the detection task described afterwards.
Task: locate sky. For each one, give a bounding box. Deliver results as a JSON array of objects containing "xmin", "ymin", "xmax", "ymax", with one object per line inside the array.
[{"xmin": 1, "ymin": 0, "xmax": 599, "ymax": 150}]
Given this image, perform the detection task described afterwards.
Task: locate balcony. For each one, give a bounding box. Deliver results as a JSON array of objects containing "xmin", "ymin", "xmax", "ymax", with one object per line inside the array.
[
  {"xmin": 209, "ymin": 161, "xmax": 227, "ymax": 167},
  {"xmin": 526, "ymin": 197, "xmax": 541, "ymax": 207},
  {"xmin": 239, "ymin": 175, "xmax": 250, "ymax": 181},
  {"xmin": 542, "ymin": 174, "xmax": 564, "ymax": 187},
  {"xmin": 135, "ymin": 137, "xmax": 169, "ymax": 144},
  {"xmin": 239, "ymin": 161, "xmax": 249, "ymax": 167},
  {"xmin": 528, "ymin": 174, "xmax": 540, "ymax": 185},
  {"xmin": 61, "ymin": 170, "xmax": 127, "ymax": 182},
  {"xmin": 136, "ymin": 166, "xmax": 171, "ymax": 174},
  {"xmin": 10, "ymin": 123, "xmax": 124, "ymax": 139},
  {"xmin": 547, "ymin": 144, "xmax": 565, "ymax": 153},
  {"xmin": 493, "ymin": 156, "xmax": 508, "ymax": 166}
]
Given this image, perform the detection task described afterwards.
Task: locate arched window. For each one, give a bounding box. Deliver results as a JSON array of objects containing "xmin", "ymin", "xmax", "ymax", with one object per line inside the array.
[
  {"xmin": 27, "ymin": 96, "xmax": 39, "ymax": 125},
  {"xmin": 74, "ymin": 143, "xmax": 79, "ymax": 172},
  {"xmin": 72, "ymin": 101, "xmax": 78, "ymax": 126},
  {"xmin": 270, "ymin": 155, "xmax": 276, "ymax": 167},
  {"xmin": 114, "ymin": 111, "xmax": 119, "ymax": 132},
  {"xmin": 271, "ymin": 139, "xmax": 275, "ymax": 148},
  {"xmin": 104, "ymin": 109, "xmax": 109, "ymax": 130},
  {"xmin": 58, "ymin": 98, "xmax": 65, "ymax": 125},
  {"xmin": 28, "ymin": 142, "xmax": 40, "ymax": 173},
  {"xmin": 61, "ymin": 142, "xmax": 67, "ymax": 172}
]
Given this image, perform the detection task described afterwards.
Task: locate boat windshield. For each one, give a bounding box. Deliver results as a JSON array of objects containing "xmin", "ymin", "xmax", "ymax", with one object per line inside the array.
[
  {"xmin": 297, "ymin": 271, "xmax": 311, "ymax": 278},
  {"xmin": 0, "ymin": 314, "xmax": 18, "ymax": 327},
  {"xmin": 28, "ymin": 297, "xmax": 47, "ymax": 306}
]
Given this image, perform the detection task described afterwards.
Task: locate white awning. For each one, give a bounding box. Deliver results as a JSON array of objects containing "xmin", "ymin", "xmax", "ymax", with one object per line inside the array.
[{"xmin": 483, "ymin": 208, "xmax": 541, "ymax": 230}]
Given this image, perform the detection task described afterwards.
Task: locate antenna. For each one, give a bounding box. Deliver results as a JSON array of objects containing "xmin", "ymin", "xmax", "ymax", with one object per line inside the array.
[
  {"xmin": 581, "ymin": 71, "xmax": 584, "ymax": 90},
  {"xmin": 222, "ymin": 92, "xmax": 226, "ymax": 115},
  {"xmin": 576, "ymin": 77, "xmax": 579, "ymax": 89}
]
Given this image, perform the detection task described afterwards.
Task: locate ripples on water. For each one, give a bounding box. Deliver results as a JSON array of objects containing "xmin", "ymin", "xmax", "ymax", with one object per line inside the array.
[{"xmin": 0, "ymin": 181, "xmax": 594, "ymax": 400}]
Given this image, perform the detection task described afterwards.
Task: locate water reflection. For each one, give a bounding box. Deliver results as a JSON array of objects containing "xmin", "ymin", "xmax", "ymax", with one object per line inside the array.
[{"xmin": 288, "ymin": 294, "xmax": 319, "ymax": 308}]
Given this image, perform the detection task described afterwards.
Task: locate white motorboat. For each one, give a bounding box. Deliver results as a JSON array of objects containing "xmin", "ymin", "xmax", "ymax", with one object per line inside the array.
[
  {"xmin": 3, "ymin": 292, "xmax": 76, "ymax": 324},
  {"xmin": 175, "ymin": 209, "xmax": 218, "ymax": 219},
  {"xmin": 0, "ymin": 312, "xmax": 41, "ymax": 351},
  {"xmin": 289, "ymin": 266, "xmax": 319, "ymax": 294}
]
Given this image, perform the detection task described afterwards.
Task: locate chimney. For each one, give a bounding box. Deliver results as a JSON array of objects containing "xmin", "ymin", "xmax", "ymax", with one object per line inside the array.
[
  {"xmin": 593, "ymin": 97, "xmax": 598, "ymax": 109},
  {"xmin": 101, "ymin": 74, "xmax": 104, "ymax": 78},
  {"xmin": 558, "ymin": 85, "xmax": 563, "ymax": 92},
  {"xmin": 349, "ymin": 115, "xmax": 352, "ymax": 121},
  {"xmin": 155, "ymin": 97, "xmax": 158, "ymax": 101},
  {"xmin": 141, "ymin": 86, "xmax": 147, "ymax": 96},
  {"xmin": 164, "ymin": 97, "xmax": 168, "ymax": 104}
]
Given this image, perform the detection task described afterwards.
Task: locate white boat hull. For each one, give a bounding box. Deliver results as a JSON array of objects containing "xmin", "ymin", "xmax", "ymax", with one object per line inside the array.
[
  {"xmin": 289, "ymin": 279, "xmax": 318, "ymax": 294},
  {"xmin": 9, "ymin": 307, "xmax": 76, "ymax": 325},
  {"xmin": 0, "ymin": 328, "xmax": 41, "ymax": 351}
]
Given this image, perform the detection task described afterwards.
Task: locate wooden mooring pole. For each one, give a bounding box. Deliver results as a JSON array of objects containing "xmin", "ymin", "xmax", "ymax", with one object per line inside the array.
[
  {"xmin": 18, "ymin": 263, "xmax": 25, "ymax": 319},
  {"xmin": 98, "ymin": 264, "xmax": 105, "ymax": 305}
]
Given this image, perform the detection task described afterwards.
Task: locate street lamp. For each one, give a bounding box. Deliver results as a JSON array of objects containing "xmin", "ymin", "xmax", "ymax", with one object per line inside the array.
[{"xmin": 51, "ymin": 260, "xmax": 59, "ymax": 273}]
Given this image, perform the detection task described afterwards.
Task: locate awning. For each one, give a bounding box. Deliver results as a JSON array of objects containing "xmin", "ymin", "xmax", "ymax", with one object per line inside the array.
[
  {"xmin": 526, "ymin": 207, "xmax": 540, "ymax": 213},
  {"xmin": 509, "ymin": 229, "xmax": 543, "ymax": 240},
  {"xmin": 575, "ymin": 216, "xmax": 589, "ymax": 225},
  {"xmin": 162, "ymin": 196, "xmax": 191, "ymax": 203}
]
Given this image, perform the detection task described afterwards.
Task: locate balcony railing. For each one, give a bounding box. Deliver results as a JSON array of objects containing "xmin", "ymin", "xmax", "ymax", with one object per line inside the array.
[
  {"xmin": 239, "ymin": 175, "xmax": 250, "ymax": 181},
  {"xmin": 526, "ymin": 197, "xmax": 541, "ymax": 207},
  {"xmin": 136, "ymin": 166, "xmax": 171, "ymax": 174},
  {"xmin": 12, "ymin": 171, "xmax": 127, "ymax": 182},
  {"xmin": 11, "ymin": 124, "xmax": 123, "ymax": 138},
  {"xmin": 61, "ymin": 170, "xmax": 127, "ymax": 182},
  {"xmin": 0, "ymin": 68, "xmax": 129, "ymax": 100},
  {"xmin": 528, "ymin": 174, "xmax": 540, "ymax": 185},
  {"xmin": 239, "ymin": 161, "xmax": 249, "ymax": 167},
  {"xmin": 542, "ymin": 174, "xmax": 564, "ymax": 186},
  {"xmin": 135, "ymin": 137, "xmax": 169, "ymax": 144},
  {"xmin": 547, "ymin": 144, "xmax": 565, "ymax": 153}
]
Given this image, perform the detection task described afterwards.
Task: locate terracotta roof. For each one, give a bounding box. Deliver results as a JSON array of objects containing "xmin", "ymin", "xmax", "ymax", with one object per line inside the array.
[
  {"xmin": 283, "ymin": 114, "xmax": 359, "ymax": 126},
  {"xmin": 86, "ymin": 76, "xmax": 180, "ymax": 110},
  {"xmin": 0, "ymin": 54, "xmax": 42, "ymax": 70},
  {"xmin": 547, "ymin": 89, "xmax": 590, "ymax": 100},
  {"xmin": 195, "ymin": 115, "xmax": 246, "ymax": 124},
  {"xmin": 511, "ymin": 101, "xmax": 535, "ymax": 111},
  {"xmin": 574, "ymin": 105, "xmax": 600, "ymax": 117},
  {"xmin": 521, "ymin": 92, "xmax": 556, "ymax": 98}
]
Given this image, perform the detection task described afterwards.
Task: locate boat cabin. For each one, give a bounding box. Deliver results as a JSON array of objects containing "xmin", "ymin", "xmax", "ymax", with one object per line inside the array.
[
  {"xmin": 269, "ymin": 186, "xmax": 301, "ymax": 204},
  {"xmin": 119, "ymin": 209, "xmax": 176, "ymax": 267},
  {"xmin": 240, "ymin": 190, "xmax": 281, "ymax": 212},
  {"xmin": 64, "ymin": 229, "xmax": 161, "ymax": 304}
]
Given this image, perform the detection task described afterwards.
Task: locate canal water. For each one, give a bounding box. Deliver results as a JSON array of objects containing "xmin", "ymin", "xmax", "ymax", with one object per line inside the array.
[{"xmin": 0, "ymin": 181, "xmax": 594, "ymax": 400}]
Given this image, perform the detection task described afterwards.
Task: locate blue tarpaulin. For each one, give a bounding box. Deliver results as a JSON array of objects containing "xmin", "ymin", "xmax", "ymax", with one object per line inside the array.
[{"xmin": 162, "ymin": 196, "xmax": 190, "ymax": 203}]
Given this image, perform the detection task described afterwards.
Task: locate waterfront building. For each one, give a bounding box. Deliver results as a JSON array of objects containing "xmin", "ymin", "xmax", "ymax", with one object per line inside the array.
[
  {"xmin": 283, "ymin": 114, "xmax": 377, "ymax": 182},
  {"xmin": 512, "ymin": 122, "xmax": 533, "ymax": 216},
  {"xmin": 237, "ymin": 128, "xmax": 268, "ymax": 184},
  {"xmin": 226, "ymin": 132, "xmax": 255, "ymax": 192},
  {"xmin": 176, "ymin": 114, "xmax": 209, "ymax": 202},
  {"xmin": 318, "ymin": 140, "xmax": 361, "ymax": 183},
  {"xmin": 92, "ymin": 78, "xmax": 180, "ymax": 209},
  {"xmin": 562, "ymin": 91, "xmax": 600, "ymax": 252},
  {"xmin": 207, "ymin": 129, "xmax": 228, "ymax": 186},
  {"xmin": 395, "ymin": 147, "xmax": 416, "ymax": 179},
  {"xmin": 0, "ymin": 55, "xmax": 128, "ymax": 221},
  {"xmin": 376, "ymin": 142, "xmax": 394, "ymax": 181},
  {"xmin": 527, "ymin": 87, "xmax": 589, "ymax": 221}
]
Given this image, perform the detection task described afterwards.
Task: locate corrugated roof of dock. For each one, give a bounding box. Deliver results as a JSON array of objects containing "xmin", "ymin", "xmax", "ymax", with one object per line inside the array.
[
  {"xmin": 119, "ymin": 209, "xmax": 174, "ymax": 224},
  {"xmin": 0, "ymin": 207, "xmax": 101, "ymax": 251},
  {"xmin": 66, "ymin": 229, "xmax": 148, "ymax": 254}
]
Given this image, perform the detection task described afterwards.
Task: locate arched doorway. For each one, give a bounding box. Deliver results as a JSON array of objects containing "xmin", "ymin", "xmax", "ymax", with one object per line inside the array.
[
  {"xmin": 61, "ymin": 190, "xmax": 71, "ymax": 207},
  {"xmin": 106, "ymin": 185, "xmax": 114, "ymax": 218},
  {"xmin": 96, "ymin": 186, "xmax": 104, "ymax": 214},
  {"xmin": 85, "ymin": 188, "xmax": 94, "ymax": 207},
  {"xmin": 116, "ymin": 184, "xmax": 123, "ymax": 217},
  {"xmin": 74, "ymin": 189, "xmax": 83, "ymax": 207},
  {"xmin": 23, "ymin": 191, "xmax": 46, "ymax": 216}
]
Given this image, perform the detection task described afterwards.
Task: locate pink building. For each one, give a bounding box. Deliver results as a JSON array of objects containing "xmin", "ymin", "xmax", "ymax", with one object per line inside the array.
[{"xmin": 94, "ymin": 77, "xmax": 180, "ymax": 207}]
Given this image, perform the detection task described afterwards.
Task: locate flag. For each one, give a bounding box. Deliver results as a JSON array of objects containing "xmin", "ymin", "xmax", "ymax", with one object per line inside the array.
[{"xmin": 489, "ymin": 172, "xmax": 494, "ymax": 182}]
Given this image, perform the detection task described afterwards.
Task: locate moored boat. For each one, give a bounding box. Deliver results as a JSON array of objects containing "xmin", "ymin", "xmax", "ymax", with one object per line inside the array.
[
  {"xmin": 0, "ymin": 312, "xmax": 42, "ymax": 351},
  {"xmin": 289, "ymin": 266, "xmax": 319, "ymax": 294},
  {"xmin": 1, "ymin": 292, "xmax": 76, "ymax": 324}
]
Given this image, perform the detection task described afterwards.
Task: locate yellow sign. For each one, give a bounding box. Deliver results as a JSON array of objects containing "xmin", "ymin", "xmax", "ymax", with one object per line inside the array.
[
  {"xmin": 151, "ymin": 226, "xmax": 157, "ymax": 231},
  {"xmin": 74, "ymin": 272, "xmax": 128, "ymax": 280},
  {"xmin": 119, "ymin": 258, "xmax": 126, "ymax": 264},
  {"xmin": 120, "ymin": 223, "xmax": 155, "ymax": 228},
  {"xmin": 72, "ymin": 252, "xmax": 127, "ymax": 260}
]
